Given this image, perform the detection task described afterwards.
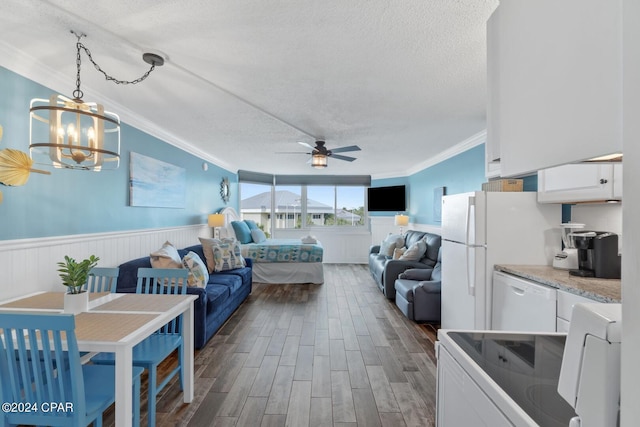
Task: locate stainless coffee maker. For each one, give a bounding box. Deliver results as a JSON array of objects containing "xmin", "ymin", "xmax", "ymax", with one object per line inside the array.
[{"xmin": 569, "ymin": 231, "xmax": 621, "ymax": 279}]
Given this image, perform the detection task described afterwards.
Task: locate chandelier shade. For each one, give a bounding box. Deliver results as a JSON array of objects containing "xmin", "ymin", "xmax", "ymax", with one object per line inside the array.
[
  {"xmin": 29, "ymin": 94, "xmax": 120, "ymax": 170},
  {"xmin": 28, "ymin": 30, "xmax": 162, "ymax": 172}
]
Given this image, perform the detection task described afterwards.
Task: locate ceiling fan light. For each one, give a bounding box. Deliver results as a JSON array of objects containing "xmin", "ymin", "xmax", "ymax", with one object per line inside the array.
[{"xmin": 311, "ymin": 153, "xmax": 327, "ymax": 169}]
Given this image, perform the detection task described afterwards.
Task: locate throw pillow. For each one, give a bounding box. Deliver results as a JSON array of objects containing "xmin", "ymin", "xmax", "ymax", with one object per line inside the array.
[
  {"xmin": 212, "ymin": 239, "xmax": 246, "ymax": 272},
  {"xmin": 399, "ymin": 238, "xmax": 427, "ymax": 261},
  {"xmin": 244, "ymin": 219, "xmax": 259, "ymax": 231},
  {"xmin": 182, "ymin": 251, "xmax": 209, "ymax": 287},
  {"xmin": 150, "ymin": 241, "xmax": 183, "ymax": 269},
  {"xmin": 227, "ymin": 238, "xmax": 246, "ymax": 268},
  {"xmin": 199, "ymin": 237, "xmax": 246, "ymax": 273},
  {"xmin": 199, "ymin": 237, "xmax": 222, "ymax": 273},
  {"xmin": 393, "ymin": 247, "xmax": 406, "ymax": 260},
  {"xmin": 379, "ymin": 234, "xmax": 404, "ymax": 257},
  {"xmin": 231, "ymin": 220, "xmax": 252, "ymax": 244},
  {"xmin": 251, "ymin": 228, "xmax": 267, "ymax": 243},
  {"xmin": 399, "ymin": 268, "xmax": 433, "ymax": 281}
]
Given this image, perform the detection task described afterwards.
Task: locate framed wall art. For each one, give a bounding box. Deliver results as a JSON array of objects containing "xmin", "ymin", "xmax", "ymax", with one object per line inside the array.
[{"xmin": 129, "ymin": 152, "xmax": 186, "ymax": 208}]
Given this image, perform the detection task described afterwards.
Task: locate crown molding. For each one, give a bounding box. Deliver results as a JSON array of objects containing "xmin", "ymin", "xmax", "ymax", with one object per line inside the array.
[
  {"xmin": 371, "ymin": 130, "xmax": 487, "ymax": 180},
  {"xmin": 0, "ymin": 41, "xmax": 235, "ymax": 172}
]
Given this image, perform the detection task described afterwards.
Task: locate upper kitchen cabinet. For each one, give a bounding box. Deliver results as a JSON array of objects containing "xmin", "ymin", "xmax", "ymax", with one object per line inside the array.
[
  {"xmin": 537, "ymin": 163, "xmax": 622, "ymax": 203},
  {"xmin": 485, "ymin": 7, "xmax": 501, "ymax": 179},
  {"xmin": 488, "ymin": 0, "xmax": 622, "ymax": 177}
]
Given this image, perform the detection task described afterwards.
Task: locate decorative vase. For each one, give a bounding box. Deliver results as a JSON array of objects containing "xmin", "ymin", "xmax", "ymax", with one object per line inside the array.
[{"xmin": 64, "ymin": 291, "xmax": 89, "ymax": 314}]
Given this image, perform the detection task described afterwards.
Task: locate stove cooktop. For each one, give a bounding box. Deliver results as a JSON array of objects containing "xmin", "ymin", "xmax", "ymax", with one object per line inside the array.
[{"xmin": 448, "ymin": 332, "xmax": 577, "ymax": 427}]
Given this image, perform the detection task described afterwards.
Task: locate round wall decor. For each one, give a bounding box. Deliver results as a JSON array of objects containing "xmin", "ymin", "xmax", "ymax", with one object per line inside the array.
[{"xmin": 220, "ymin": 177, "xmax": 230, "ymax": 203}]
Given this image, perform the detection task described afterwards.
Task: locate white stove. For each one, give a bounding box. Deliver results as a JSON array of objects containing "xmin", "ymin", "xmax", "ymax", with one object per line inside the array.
[
  {"xmin": 436, "ymin": 330, "xmax": 576, "ymax": 426},
  {"xmin": 436, "ymin": 303, "xmax": 622, "ymax": 427}
]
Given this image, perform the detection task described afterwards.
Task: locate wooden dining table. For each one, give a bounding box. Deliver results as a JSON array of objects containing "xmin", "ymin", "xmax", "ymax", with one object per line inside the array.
[{"xmin": 0, "ymin": 291, "xmax": 198, "ymax": 427}]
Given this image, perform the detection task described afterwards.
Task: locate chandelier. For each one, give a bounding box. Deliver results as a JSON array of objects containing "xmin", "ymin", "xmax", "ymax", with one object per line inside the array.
[{"xmin": 29, "ymin": 31, "xmax": 164, "ymax": 171}]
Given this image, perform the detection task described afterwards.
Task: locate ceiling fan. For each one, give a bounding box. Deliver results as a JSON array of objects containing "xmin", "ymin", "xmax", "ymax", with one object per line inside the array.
[{"xmin": 278, "ymin": 141, "xmax": 361, "ymax": 168}]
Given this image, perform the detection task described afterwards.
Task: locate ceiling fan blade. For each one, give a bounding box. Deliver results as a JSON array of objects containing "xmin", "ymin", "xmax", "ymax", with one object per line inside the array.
[
  {"xmin": 330, "ymin": 145, "xmax": 361, "ymax": 154},
  {"xmin": 331, "ymin": 154, "xmax": 357, "ymax": 162},
  {"xmin": 276, "ymin": 151, "xmax": 311, "ymax": 154},
  {"xmin": 298, "ymin": 141, "xmax": 315, "ymax": 150}
]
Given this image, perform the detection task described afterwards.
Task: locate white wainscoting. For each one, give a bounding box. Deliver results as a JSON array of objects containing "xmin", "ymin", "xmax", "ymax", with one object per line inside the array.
[
  {"xmin": 0, "ymin": 225, "xmax": 211, "ymax": 301},
  {"xmin": 369, "ymin": 217, "xmax": 442, "ymax": 248},
  {"xmin": 408, "ymin": 222, "xmax": 442, "ymax": 236}
]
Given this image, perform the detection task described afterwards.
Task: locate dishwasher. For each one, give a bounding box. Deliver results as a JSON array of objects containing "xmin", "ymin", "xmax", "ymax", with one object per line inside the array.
[{"xmin": 492, "ymin": 271, "xmax": 557, "ymax": 332}]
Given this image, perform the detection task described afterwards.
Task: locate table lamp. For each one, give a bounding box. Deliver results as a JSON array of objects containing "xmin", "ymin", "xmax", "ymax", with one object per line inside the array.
[
  {"xmin": 208, "ymin": 213, "xmax": 225, "ymax": 238},
  {"xmin": 394, "ymin": 214, "xmax": 409, "ymax": 235}
]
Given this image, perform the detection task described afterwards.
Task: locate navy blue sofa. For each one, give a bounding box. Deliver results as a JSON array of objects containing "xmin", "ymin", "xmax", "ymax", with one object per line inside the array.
[{"xmin": 115, "ymin": 244, "xmax": 252, "ymax": 349}]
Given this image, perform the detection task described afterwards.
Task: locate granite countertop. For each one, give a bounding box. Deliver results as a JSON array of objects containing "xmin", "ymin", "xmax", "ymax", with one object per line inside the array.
[{"xmin": 495, "ymin": 264, "xmax": 621, "ymax": 303}]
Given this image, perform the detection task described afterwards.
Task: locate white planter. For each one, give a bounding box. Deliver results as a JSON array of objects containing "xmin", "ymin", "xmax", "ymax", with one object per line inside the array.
[{"xmin": 64, "ymin": 291, "xmax": 89, "ymax": 314}]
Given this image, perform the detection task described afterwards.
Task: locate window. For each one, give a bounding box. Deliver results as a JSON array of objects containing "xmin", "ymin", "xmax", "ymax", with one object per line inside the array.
[
  {"xmin": 274, "ymin": 185, "xmax": 302, "ymax": 229},
  {"xmin": 307, "ymin": 186, "xmax": 365, "ymax": 227},
  {"xmin": 238, "ymin": 171, "xmax": 369, "ymax": 231},
  {"xmin": 336, "ymin": 186, "xmax": 365, "ymax": 226},
  {"xmin": 307, "ymin": 186, "xmax": 333, "ymax": 226},
  {"xmin": 240, "ymin": 182, "xmax": 272, "ymax": 236}
]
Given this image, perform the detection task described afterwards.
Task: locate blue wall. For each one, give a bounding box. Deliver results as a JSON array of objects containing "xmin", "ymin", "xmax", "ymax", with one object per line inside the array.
[
  {"xmin": 0, "ymin": 66, "xmax": 237, "ymax": 240},
  {"xmin": 407, "ymin": 144, "xmax": 486, "ymax": 224},
  {"xmin": 372, "ymin": 144, "xmax": 539, "ymax": 226}
]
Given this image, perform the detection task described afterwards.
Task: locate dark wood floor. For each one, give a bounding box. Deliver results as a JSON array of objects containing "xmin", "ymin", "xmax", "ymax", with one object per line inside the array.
[{"xmin": 104, "ymin": 264, "xmax": 438, "ymax": 427}]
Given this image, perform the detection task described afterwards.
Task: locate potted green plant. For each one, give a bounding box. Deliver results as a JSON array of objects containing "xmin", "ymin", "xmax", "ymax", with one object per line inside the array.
[{"xmin": 57, "ymin": 255, "xmax": 99, "ymax": 313}]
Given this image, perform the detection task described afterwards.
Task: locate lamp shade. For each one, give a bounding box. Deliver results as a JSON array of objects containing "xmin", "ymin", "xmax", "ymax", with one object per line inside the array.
[
  {"xmin": 208, "ymin": 213, "xmax": 225, "ymax": 227},
  {"xmin": 311, "ymin": 154, "xmax": 327, "ymax": 169},
  {"xmin": 394, "ymin": 214, "xmax": 409, "ymax": 227}
]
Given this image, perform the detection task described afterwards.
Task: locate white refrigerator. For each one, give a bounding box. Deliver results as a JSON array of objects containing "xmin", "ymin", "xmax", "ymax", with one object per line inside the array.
[{"xmin": 440, "ymin": 191, "xmax": 560, "ymax": 330}]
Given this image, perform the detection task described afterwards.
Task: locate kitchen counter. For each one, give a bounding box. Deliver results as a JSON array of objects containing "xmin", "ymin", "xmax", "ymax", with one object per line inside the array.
[{"xmin": 495, "ymin": 264, "xmax": 621, "ymax": 303}]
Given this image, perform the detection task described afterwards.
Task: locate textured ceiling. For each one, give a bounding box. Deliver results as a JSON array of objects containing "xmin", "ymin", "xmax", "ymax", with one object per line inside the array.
[{"xmin": 0, "ymin": 0, "xmax": 498, "ymax": 177}]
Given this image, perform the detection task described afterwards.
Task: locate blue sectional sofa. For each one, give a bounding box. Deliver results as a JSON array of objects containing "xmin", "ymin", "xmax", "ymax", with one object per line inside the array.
[
  {"xmin": 115, "ymin": 244, "xmax": 252, "ymax": 349},
  {"xmin": 369, "ymin": 230, "xmax": 441, "ymax": 300}
]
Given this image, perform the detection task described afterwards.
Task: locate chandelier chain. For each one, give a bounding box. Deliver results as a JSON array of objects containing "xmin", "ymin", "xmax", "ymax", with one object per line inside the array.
[
  {"xmin": 71, "ymin": 31, "xmax": 157, "ymax": 100},
  {"xmin": 73, "ymin": 35, "xmax": 85, "ymax": 99},
  {"xmin": 80, "ymin": 43, "xmax": 157, "ymax": 86}
]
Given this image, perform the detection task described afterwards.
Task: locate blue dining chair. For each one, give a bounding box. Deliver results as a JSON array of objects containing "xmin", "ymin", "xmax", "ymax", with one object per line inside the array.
[
  {"xmin": 85, "ymin": 267, "xmax": 120, "ymax": 293},
  {"xmin": 93, "ymin": 267, "xmax": 189, "ymax": 427},
  {"xmin": 0, "ymin": 312, "xmax": 144, "ymax": 427}
]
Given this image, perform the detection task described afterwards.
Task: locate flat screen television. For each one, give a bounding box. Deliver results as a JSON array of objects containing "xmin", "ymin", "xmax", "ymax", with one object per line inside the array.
[{"xmin": 367, "ymin": 185, "xmax": 406, "ymax": 212}]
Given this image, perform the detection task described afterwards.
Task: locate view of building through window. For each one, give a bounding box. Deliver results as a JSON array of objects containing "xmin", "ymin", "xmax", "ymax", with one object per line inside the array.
[{"xmin": 240, "ymin": 182, "xmax": 366, "ymax": 233}]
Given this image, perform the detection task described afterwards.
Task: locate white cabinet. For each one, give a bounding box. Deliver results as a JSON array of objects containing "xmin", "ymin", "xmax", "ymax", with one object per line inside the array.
[
  {"xmin": 485, "ymin": 7, "xmax": 501, "ymax": 179},
  {"xmin": 489, "ymin": 0, "xmax": 622, "ymax": 177},
  {"xmin": 492, "ymin": 271, "xmax": 557, "ymax": 332},
  {"xmin": 556, "ymin": 290, "xmax": 595, "ymax": 333},
  {"xmin": 537, "ymin": 163, "xmax": 622, "ymax": 203},
  {"xmin": 437, "ymin": 346, "xmax": 512, "ymax": 427},
  {"xmin": 613, "ymin": 163, "xmax": 623, "ymax": 199}
]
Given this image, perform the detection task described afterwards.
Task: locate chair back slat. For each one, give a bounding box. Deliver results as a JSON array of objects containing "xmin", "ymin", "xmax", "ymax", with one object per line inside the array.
[
  {"xmin": 0, "ymin": 313, "xmax": 86, "ymax": 425},
  {"xmin": 85, "ymin": 267, "xmax": 120, "ymax": 293},
  {"xmin": 136, "ymin": 268, "xmax": 188, "ymax": 334}
]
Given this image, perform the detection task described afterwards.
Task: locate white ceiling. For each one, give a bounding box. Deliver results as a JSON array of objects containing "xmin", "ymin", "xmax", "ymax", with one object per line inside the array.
[{"xmin": 0, "ymin": 0, "xmax": 498, "ymax": 177}]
